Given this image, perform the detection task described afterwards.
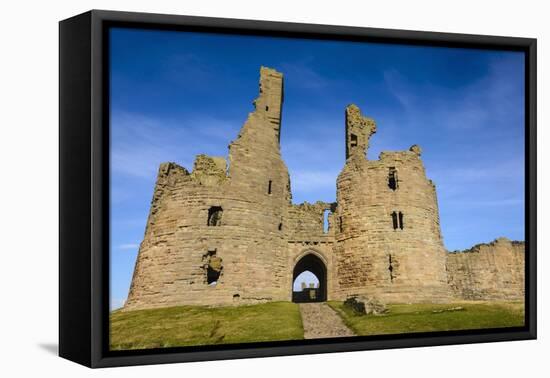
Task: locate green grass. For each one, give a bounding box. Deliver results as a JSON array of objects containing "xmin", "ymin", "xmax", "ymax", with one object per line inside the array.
[
  {"xmin": 327, "ymin": 301, "xmax": 525, "ymax": 336},
  {"xmin": 111, "ymin": 300, "xmax": 524, "ymax": 350},
  {"xmin": 110, "ymin": 301, "xmax": 303, "ymax": 350}
]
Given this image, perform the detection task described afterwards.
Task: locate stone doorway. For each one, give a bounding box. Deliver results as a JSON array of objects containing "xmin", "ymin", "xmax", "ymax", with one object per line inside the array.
[{"xmin": 292, "ymin": 253, "xmax": 327, "ymax": 303}]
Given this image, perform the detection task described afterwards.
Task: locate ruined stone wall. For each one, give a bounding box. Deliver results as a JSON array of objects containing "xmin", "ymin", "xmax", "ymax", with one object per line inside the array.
[
  {"xmin": 125, "ymin": 67, "xmax": 291, "ymax": 310},
  {"xmin": 446, "ymin": 238, "xmax": 525, "ymax": 301},
  {"xmin": 333, "ymin": 105, "xmax": 450, "ymax": 303},
  {"xmin": 124, "ymin": 67, "xmax": 523, "ymax": 311},
  {"xmin": 285, "ymin": 202, "xmax": 336, "ymax": 300}
]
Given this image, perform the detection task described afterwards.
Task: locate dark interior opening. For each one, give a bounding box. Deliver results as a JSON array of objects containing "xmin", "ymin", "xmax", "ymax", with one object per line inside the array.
[
  {"xmin": 388, "ymin": 167, "xmax": 398, "ymax": 190},
  {"xmin": 292, "ymin": 253, "xmax": 327, "ymax": 303},
  {"xmin": 350, "ymin": 133, "xmax": 358, "ymax": 147},
  {"xmin": 388, "ymin": 254, "xmax": 395, "ymax": 283},
  {"xmin": 207, "ymin": 206, "xmax": 223, "ymax": 226},
  {"xmin": 391, "ymin": 211, "xmax": 398, "ymax": 230},
  {"xmin": 205, "ymin": 249, "xmax": 222, "ymax": 285}
]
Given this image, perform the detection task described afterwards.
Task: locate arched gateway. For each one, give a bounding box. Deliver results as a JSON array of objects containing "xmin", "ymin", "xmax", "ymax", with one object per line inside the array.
[
  {"xmin": 292, "ymin": 253, "xmax": 327, "ymax": 303},
  {"xmin": 124, "ymin": 67, "xmax": 455, "ymax": 311}
]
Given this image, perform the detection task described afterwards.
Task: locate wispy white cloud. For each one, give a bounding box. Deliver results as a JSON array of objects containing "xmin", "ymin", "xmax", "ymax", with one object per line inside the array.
[
  {"xmin": 445, "ymin": 197, "xmax": 523, "ymax": 209},
  {"xmin": 197, "ymin": 116, "xmax": 243, "ymax": 141},
  {"xmin": 118, "ymin": 243, "xmax": 139, "ymax": 250},
  {"xmin": 281, "ymin": 117, "xmax": 344, "ymax": 203},
  {"xmin": 429, "ymin": 158, "xmax": 524, "ymax": 205},
  {"xmin": 383, "ymin": 55, "xmax": 524, "ymax": 131},
  {"xmin": 111, "ymin": 217, "xmax": 148, "ymax": 230},
  {"xmin": 111, "ymin": 111, "xmax": 240, "ymax": 180},
  {"xmin": 111, "ymin": 112, "xmax": 188, "ymax": 179},
  {"xmin": 430, "ymin": 159, "xmax": 523, "ymax": 184},
  {"xmin": 383, "ymin": 69, "xmax": 415, "ymax": 109},
  {"xmin": 279, "ymin": 61, "xmax": 329, "ymax": 89}
]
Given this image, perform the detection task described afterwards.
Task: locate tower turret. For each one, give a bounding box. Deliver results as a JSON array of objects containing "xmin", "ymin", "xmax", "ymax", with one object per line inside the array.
[
  {"xmin": 345, "ymin": 104, "xmax": 376, "ymax": 160},
  {"xmin": 335, "ymin": 105, "xmax": 450, "ymax": 303}
]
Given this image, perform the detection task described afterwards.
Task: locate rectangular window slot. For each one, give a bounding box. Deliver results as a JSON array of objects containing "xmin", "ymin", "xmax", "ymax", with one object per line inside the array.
[
  {"xmin": 350, "ymin": 134, "xmax": 358, "ymax": 147},
  {"xmin": 388, "ymin": 167, "xmax": 398, "ymax": 190},
  {"xmin": 391, "ymin": 211, "xmax": 398, "ymax": 230},
  {"xmin": 391, "ymin": 211, "xmax": 405, "ymax": 230},
  {"xmin": 207, "ymin": 206, "xmax": 223, "ymax": 226},
  {"xmin": 388, "ymin": 254, "xmax": 395, "ymax": 283},
  {"xmin": 322, "ymin": 209, "xmax": 330, "ymax": 234}
]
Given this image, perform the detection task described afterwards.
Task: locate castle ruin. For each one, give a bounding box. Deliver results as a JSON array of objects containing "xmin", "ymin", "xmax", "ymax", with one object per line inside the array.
[{"xmin": 124, "ymin": 67, "xmax": 524, "ymax": 310}]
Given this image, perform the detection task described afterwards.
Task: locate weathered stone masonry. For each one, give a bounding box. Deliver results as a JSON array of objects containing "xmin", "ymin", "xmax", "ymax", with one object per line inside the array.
[
  {"xmin": 446, "ymin": 238, "xmax": 525, "ymax": 301},
  {"xmin": 124, "ymin": 67, "xmax": 524, "ymax": 310}
]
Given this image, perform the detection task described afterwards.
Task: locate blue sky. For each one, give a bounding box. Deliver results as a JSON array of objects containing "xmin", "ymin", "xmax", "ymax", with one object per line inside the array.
[{"xmin": 109, "ymin": 28, "xmax": 525, "ymax": 309}]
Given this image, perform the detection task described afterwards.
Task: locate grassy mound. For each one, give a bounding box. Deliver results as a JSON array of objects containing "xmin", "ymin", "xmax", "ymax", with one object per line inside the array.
[
  {"xmin": 110, "ymin": 301, "xmax": 303, "ymax": 350},
  {"xmin": 328, "ymin": 301, "xmax": 524, "ymax": 336},
  {"xmin": 110, "ymin": 300, "xmax": 524, "ymax": 350}
]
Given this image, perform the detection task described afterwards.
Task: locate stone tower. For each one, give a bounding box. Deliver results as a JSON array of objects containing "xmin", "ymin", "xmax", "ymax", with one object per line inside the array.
[
  {"xmin": 125, "ymin": 67, "xmax": 291, "ymax": 309},
  {"xmin": 123, "ymin": 67, "xmax": 521, "ymax": 311},
  {"xmin": 333, "ymin": 104, "xmax": 450, "ymax": 303}
]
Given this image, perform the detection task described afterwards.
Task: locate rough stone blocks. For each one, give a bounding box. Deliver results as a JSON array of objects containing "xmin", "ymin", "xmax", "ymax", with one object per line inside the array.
[{"xmin": 123, "ymin": 67, "xmax": 524, "ymax": 311}]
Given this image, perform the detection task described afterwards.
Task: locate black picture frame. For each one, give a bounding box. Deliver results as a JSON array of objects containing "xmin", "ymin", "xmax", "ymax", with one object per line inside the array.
[{"xmin": 59, "ymin": 9, "xmax": 537, "ymax": 368}]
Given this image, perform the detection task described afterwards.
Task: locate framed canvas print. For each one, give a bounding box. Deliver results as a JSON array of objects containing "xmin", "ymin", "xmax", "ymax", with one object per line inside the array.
[{"xmin": 59, "ymin": 10, "xmax": 537, "ymax": 368}]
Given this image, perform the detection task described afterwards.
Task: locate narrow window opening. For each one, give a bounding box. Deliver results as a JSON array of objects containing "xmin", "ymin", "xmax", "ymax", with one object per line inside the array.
[
  {"xmin": 388, "ymin": 167, "xmax": 398, "ymax": 190},
  {"xmin": 339, "ymin": 216, "xmax": 343, "ymax": 233},
  {"xmin": 278, "ymin": 222, "xmax": 283, "ymax": 231},
  {"xmin": 388, "ymin": 254, "xmax": 395, "ymax": 283},
  {"xmin": 207, "ymin": 206, "xmax": 223, "ymax": 226},
  {"xmin": 322, "ymin": 209, "xmax": 330, "ymax": 234},
  {"xmin": 267, "ymin": 180, "xmax": 272, "ymax": 195},
  {"xmin": 265, "ymin": 105, "xmax": 269, "ymax": 111},
  {"xmin": 391, "ymin": 211, "xmax": 405, "ymax": 230},
  {"xmin": 204, "ymin": 249, "xmax": 222, "ymax": 285},
  {"xmin": 350, "ymin": 134, "xmax": 358, "ymax": 147},
  {"xmin": 391, "ymin": 211, "xmax": 398, "ymax": 230}
]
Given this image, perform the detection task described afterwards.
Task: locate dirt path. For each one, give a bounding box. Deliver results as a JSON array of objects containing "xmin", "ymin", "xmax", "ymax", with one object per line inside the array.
[{"xmin": 299, "ymin": 303, "xmax": 355, "ymax": 339}]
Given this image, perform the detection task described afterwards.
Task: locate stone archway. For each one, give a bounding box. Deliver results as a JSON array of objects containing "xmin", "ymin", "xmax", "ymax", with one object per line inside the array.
[{"xmin": 292, "ymin": 253, "xmax": 327, "ymax": 303}]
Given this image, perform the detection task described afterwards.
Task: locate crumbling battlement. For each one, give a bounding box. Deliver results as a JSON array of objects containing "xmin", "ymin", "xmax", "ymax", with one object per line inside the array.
[
  {"xmin": 345, "ymin": 104, "xmax": 376, "ymax": 160},
  {"xmin": 446, "ymin": 238, "xmax": 525, "ymax": 301},
  {"xmin": 191, "ymin": 154, "xmax": 228, "ymax": 186},
  {"xmin": 233, "ymin": 66, "xmax": 284, "ymax": 147},
  {"xmin": 124, "ymin": 67, "xmax": 524, "ymax": 310},
  {"xmin": 286, "ymin": 201, "xmax": 337, "ymax": 240}
]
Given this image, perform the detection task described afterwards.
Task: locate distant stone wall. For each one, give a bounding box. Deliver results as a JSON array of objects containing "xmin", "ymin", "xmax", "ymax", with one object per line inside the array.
[{"xmin": 446, "ymin": 238, "xmax": 525, "ymax": 301}]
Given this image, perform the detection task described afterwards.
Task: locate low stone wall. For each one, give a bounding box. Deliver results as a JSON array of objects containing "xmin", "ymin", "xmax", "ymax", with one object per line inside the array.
[{"xmin": 446, "ymin": 238, "xmax": 524, "ymax": 301}]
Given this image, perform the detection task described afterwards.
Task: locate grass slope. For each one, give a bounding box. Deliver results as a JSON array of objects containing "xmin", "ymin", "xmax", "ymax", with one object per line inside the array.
[
  {"xmin": 110, "ymin": 301, "xmax": 303, "ymax": 350},
  {"xmin": 328, "ymin": 301, "xmax": 524, "ymax": 336},
  {"xmin": 111, "ymin": 301, "xmax": 524, "ymax": 350}
]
